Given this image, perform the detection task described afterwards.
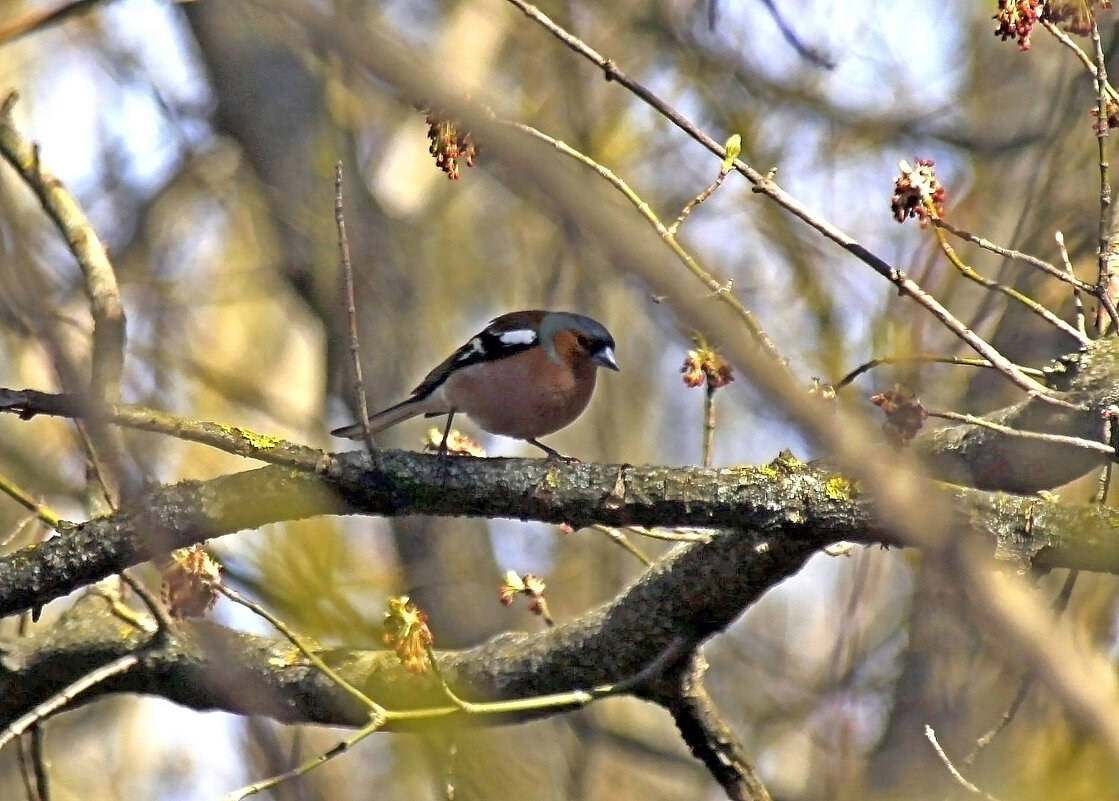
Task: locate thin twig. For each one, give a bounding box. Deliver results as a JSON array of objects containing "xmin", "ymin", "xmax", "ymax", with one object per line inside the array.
[
  {"xmin": 16, "ymin": 738, "xmax": 38, "ymax": 801},
  {"xmin": 1053, "ymin": 567, "xmax": 1081, "ymax": 617},
  {"xmin": 89, "ymin": 584, "xmax": 158, "ymax": 632},
  {"xmin": 504, "ymin": 119, "xmax": 788, "ymax": 368},
  {"xmin": 502, "ymin": 0, "xmax": 1074, "ymax": 407},
  {"xmin": 925, "ymin": 725, "xmax": 1004, "ymax": 801},
  {"xmin": 1096, "ymin": 284, "xmax": 1119, "ymax": 337},
  {"xmin": 0, "ymin": 474, "xmax": 62, "ymax": 529},
  {"xmin": 1055, "ymin": 231, "xmax": 1088, "ymax": 339},
  {"xmin": 335, "ymin": 163, "xmax": 377, "ymax": 452},
  {"xmin": 935, "ymin": 217, "xmax": 1093, "ymax": 293},
  {"xmin": 962, "ymin": 675, "xmax": 1033, "ymax": 767},
  {"xmin": 1090, "ymin": 19, "xmax": 1119, "ymax": 336},
  {"xmin": 1093, "ymin": 405, "xmax": 1119, "ymax": 502},
  {"xmin": 0, "ymin": 654, "xmax": 140, "ymax": 752},
  {"xmin": 835, "ymin": 355, "xmax": 1045, "ymax": 391},
  {"xmin": 444, "ymin": 738, "xmax": 458, "ymax": 801},
  {"xmin": 220, "ymin": 586, "xmax": 701, "ymax": 800},
  {"xmin": 670, "ymin": 168, "xmax": 730, "ymax": 235},
  {"xmin": 28, "ymin": 726, "xmax": 48, "ymax": 801},
  {"xmin": 589, "ymin": 523, "xmax": 710, "ymax": 566},
  {"xmin": 702, "ymin": 383, "xmax": 716, "ymax": 468},
  {"xmin": 0, "ymin": 93, "xmax": 125, "ymax": 405},
  {"xmin": 118, "ymin": 571, "xmax": 177, "ymax": 635},
  {"xmin": 16, "ymin": 724, "xmax": 50, "ymax": 801},
  {"xmin": 0, "ymin": 514, "xmax": 36, "ymax": 550},
  {"xmin": 223, "ymin": 637, "xmax": 690, "ymax": 801},
  {"xmin": 755, "ymin": 0, "xmax": 834, "ymax": 69},
  {"xmin": 927, "ymin": 206, "xmax": 1086, "ymax": 345},
  {"xmin": 0, "ymin": 387, "xmax": 326, "ymax": 472},
  {"xmin": 424, "ymin": 644, "xmax": 479, "ymax": 712},
  {"xmin": 591, "ymin": 524, "xmax": 652, "ymax": 565},
  {"xmin": 13, "ymin": 529, "xmax": 52, "ymax": 801},
  {"xmin": 216, "ymin": 583, "xmax": 383, "ymax": 714},
  {"xmin": 1041, "ymin": 20, "xmax": 1119, "ymax": 105},
  {"xmin": 16, "ymin": 735, "xmax": 41, "ymax": 801},
  {"xmin": 622, "ymin": 525, "xmax": 713, "ymax": 543},
  {"xmin": 0, "ymin": 91, "xmax": 128, "ymax": 507},
  {"xmin": 955, "ymin": 404, "xmax": 1114, "ymax": 773},
  {"xmin": 961, "ymin": 489, "xmax": 1103, "ymax": 770},
  {"xmin": 927, "ymin": 410, "xmax": 1115, "ymax": 456},
  {"xmin": 221, "ymin": 712, "xmax": 389, "ymax": 801}
]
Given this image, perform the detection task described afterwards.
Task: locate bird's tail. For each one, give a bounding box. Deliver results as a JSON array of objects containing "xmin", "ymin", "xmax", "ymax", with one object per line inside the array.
[{"xmin": 330, "ymin": 397, "xmax": 429, "ymax": 440}]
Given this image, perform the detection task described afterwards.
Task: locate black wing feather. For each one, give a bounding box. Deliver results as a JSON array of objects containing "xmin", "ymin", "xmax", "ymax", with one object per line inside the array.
[{"xmin": 409, "ymin": 321, "xmax": 539, "ymax": 399}]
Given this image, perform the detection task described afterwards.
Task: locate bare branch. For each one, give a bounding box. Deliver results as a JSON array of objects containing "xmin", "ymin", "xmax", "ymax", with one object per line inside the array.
[
  {"xmin": 5, "ymin": 450, "xmax": 1119, "ymax": 620},
  {"xmin": 500, "ymin": 0, "xmax": 1062, "ymax": 403}
]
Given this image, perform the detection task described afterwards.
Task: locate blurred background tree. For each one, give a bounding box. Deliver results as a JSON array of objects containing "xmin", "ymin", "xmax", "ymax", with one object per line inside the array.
[{"xmin": 0, "ymin": 1, "xmax": 1117, "ymax": 800}]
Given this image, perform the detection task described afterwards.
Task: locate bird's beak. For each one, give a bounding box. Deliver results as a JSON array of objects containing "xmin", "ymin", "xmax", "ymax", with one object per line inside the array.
[{"xmin": 593, "ymin": 346, "xmax": 619, "ymax": 371}]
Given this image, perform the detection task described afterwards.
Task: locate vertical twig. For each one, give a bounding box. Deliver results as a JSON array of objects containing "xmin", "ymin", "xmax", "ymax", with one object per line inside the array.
[
  {"xmin": 1043, "ymin": 20, "xmax": 1119, "ymax": 105},
  {"xmin": 1055, "ymin": 231, "xmax": 1088, "ymax": 339},
  {"xmin": 444, "ymin": 737, "xmax": 458, "ymax": 801},
  {"xmin": 1077, "ymin": 404, "xmax": 1119, "ymax": 682},
  {"xmin": 15, "ymin": 533, "xmax": 51, "ymax": 801},
  {"xmin": 0, "ymin": 93, "xmax": 126, "ymax": 407},
  {"xmin": 334, "ymin": 162, "xmax": 376, "ymax": 452},
  {"xmin": 16, "ymin": 737, "xmax": 39, "ymax": 801},
  {"xmin": 702, "ymin": 383, "xmax": 716, "ymax": 468},
  {"xmin": 0, "ymin": 91, "xmax": 128, "ymax": 505},
  {"xmin": 1093, "ymin": 406, "xmax": 1118, "ymax": 504},
  {"xmin": 28, "ymin": 726, "xmax": 49, "ymax": 801},
  {"xmin": 1090, "ymin": 20, "xmax": 1119, "ymax": 335}
]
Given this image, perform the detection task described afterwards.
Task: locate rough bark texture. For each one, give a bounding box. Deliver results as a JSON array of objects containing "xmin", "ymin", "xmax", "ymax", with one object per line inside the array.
[
  {"xmin": 4, "ymin": 443, "xmax": 1119, "ymax": 621},
  {"xmin": 2, "ymin": 441, "xmax": 1119, "ymax": 734}
]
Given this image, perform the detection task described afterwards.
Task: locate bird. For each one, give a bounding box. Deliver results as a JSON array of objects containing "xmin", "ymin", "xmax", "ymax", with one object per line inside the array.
[{"xmin": 331, "ymin": 310, "xmax": 619, "ymax": 457}]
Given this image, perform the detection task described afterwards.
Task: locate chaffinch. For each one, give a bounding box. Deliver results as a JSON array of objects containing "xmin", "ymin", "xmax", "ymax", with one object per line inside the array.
[{"xmin": 331, "ymin": 310, "xmax": 619, "ymax": 457}]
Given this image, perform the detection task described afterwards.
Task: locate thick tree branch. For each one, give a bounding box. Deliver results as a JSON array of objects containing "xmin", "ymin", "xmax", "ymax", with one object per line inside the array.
[
  {"xmin": 646, "ymin": 652, "xmax": 773, "ymax": 801},
  {"xmin": 0, "ymin": 503, "xmax": 824, "ymax": 731},
  {"xmin": 3, "ymin": 449, "xmax": 1116, "ymax": 735},
  {"xmin": 2, "ymin": 450, "xmax": 1119, "ymax": 621},
  {"xmin": 4, "ymin": 335, "xmax": 1119, "ymax": 502}
]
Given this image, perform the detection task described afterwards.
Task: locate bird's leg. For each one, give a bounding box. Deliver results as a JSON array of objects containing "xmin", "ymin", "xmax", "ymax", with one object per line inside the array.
[
  {"xmin": 528, "ymin": 438, "xmax": 579, "ymax": 462},
  {"xmin": 438, "ymin": 412, "xmax": 457, "ymax": 456}
]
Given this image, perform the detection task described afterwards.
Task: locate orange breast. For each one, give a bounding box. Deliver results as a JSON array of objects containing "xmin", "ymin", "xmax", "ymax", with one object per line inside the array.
[{"xmin": 440, "ymin": 346, "xmax": 597, "ymax": 439}]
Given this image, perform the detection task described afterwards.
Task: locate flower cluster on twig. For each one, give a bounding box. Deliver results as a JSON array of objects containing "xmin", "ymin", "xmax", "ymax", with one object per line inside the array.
[
  {"xmin": 161, "ymin": 545, "xmax": 221, "ymax": 620},
  {"xmin": 870, "ymin": 384, "xmax": 928, "ymax": 446},
  {"xmin": 681, "ymin": 344, "xmax": 735, "ymax": 390},
  {"xmin": 425, "ymin": 111, "xmax": 478, "ymax": 180},
  {"xmin": 382, "ymin": 596, "xmax": 434, "ymax": 674},
  {"xmin": 890, "ymin": 159, "xmax": 946, "ymax": 224},
  {"xmin": 498, "ymin": 570, "xmax": 553, "ymax": 625}
]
